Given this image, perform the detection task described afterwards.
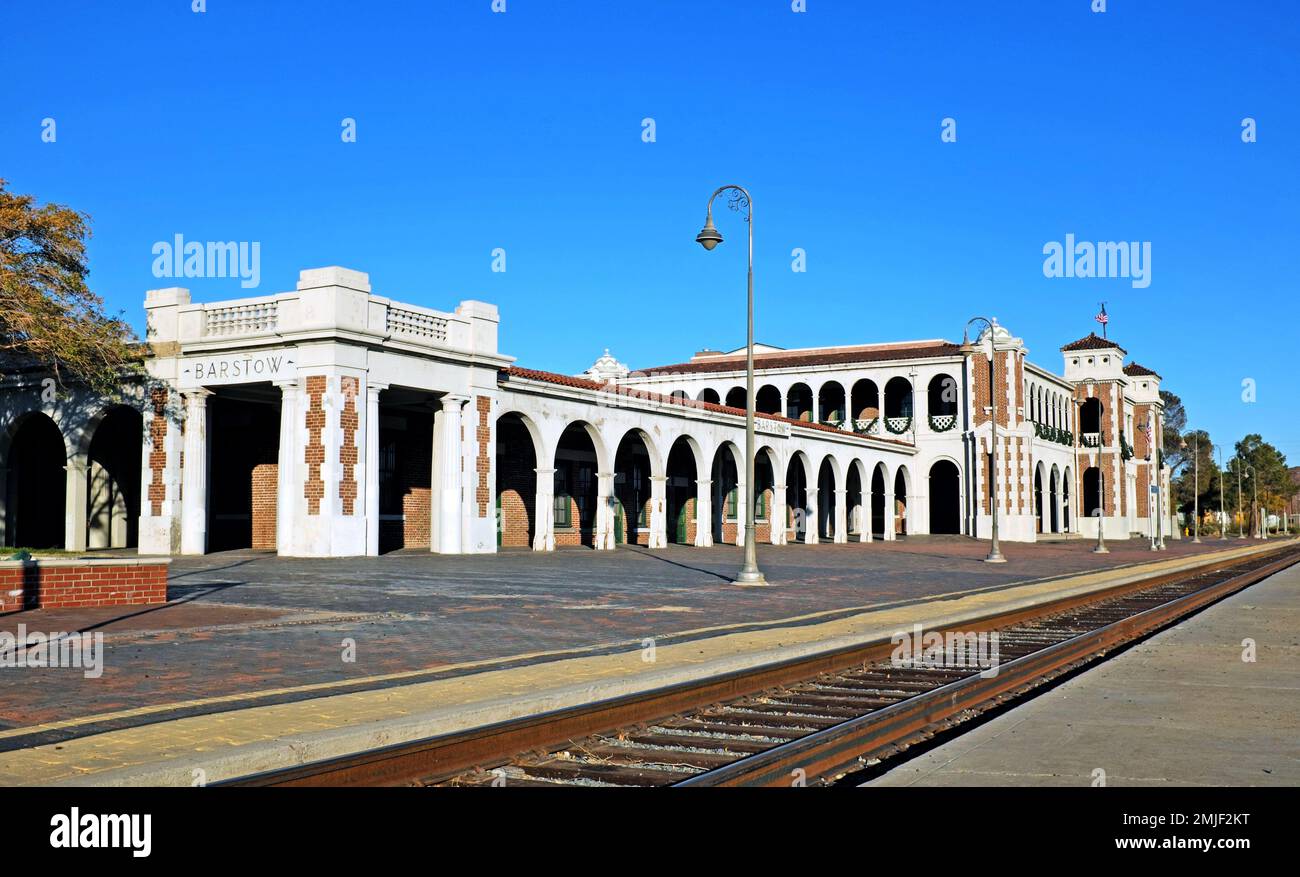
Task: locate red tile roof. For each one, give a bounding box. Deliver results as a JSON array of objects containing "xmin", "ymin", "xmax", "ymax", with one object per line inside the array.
[
  {"xmin": 1122, "ymin": 362, "xmax": 1161, "ymax": 379},
  {"xmin": 630, "ymin": 341, "xmax": 962, "ymax": 376},
  {"xmin": 1061, "ymin": 332, "xmax": 1126, "ymax": 353},
  {"xmin": 500, "ymin": 366, "xmax": 911, "ymax": 445}
]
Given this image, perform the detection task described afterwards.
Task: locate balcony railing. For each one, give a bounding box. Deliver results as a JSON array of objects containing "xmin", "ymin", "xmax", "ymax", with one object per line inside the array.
[
  {"xmin": 1081, "ymin": 432, "xmax": 1101, "ymax": 447},
  {"xmin": 884, "ymin": 416, "xmax": 912, "ymax": 434},
  {"xmin": 386, "ymin": 305, "xmax": 449, "ymax": 343},
  {"xmin": 203, "ymin": 299, "xmax": 279, "ymax": 337},
  {"xmin": 852, "ymin": 417, "xmax": 880, "ymax": 435},
  {"xmin": 928, "ymin": 413, "xmax": 957, "ymax": 432}
]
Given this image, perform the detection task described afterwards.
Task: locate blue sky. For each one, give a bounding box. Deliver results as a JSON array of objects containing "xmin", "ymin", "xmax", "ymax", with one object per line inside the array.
[{"xmin": 3, "ymin": 1, "xmax": 1297, "ymax": 459}]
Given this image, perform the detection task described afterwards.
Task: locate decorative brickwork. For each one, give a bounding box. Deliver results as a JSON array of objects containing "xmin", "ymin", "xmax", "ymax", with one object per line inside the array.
[
  {"xmin": 475, "ymin": 395, "xmax": 491, "ymax": 517},
  {"xmin": 147, "ymin": 386, "xmax": 169, "ymax": 515},
  {"xmin": 251, "ymin": 463, "xmax": 277, "ymax": 549},
  {"xmin": 0, "ymin": 560, "xmax": 168, "ymax": 612},
  {"xmin": 339, "ymin": 376, "xmax": 359, "ymax": 514},
  {"xmin": 303, "ymin": 375, "xmax": 326, "ymax": 514}
]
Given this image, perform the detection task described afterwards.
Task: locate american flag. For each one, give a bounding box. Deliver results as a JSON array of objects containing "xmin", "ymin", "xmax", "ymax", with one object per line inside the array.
[{"xmin": 1095, "ymin": 303, "xmax": 1108, "ymax": 337}]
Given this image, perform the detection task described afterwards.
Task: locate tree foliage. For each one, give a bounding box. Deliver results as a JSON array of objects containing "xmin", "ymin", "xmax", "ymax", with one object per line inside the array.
[{"xmin": 0, "ymin": 178, "xmax": 140, "ymax": 393}]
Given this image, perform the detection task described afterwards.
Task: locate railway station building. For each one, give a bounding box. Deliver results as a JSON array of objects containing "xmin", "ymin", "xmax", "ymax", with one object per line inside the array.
[{"xmin": 0, "ymin": 266, "xmax": 1176, "ymax": 558}]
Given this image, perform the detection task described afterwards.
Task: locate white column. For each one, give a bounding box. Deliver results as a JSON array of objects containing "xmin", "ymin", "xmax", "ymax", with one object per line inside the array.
[
  {"xmin": 834, "ymin": 487, "xmax": 848, "ymax": 543},
  {"xmin": 883, "ymin": 485, "xmax": 896, "ymax": 541},
  {"xmin": 770, "ymin": 482, "xmax": 787, "ymax": 545},
  {"xmin": 648, "ymin": 475, "xmax": 667, "ymax": 549},
  {"xmin": 804, "ymin": 489, "xmax": 818, "ymax": 544},
  {"xmin": 363, "ymin": 382, "xmax": 386, "ymax": 556},
  {"xmin": 64, "ymin": 454, "xmax": 89, "ymax": 551},
  {"xmin": 274, "ymin": 380, "xmax": 299, "ymax": 556},
  {"xmin": 434, "ymin": 394, "xmax": 467, "ymax": 554},
  {"xmin": 533, "ymin": 467, "xmax": 555, "ymax": 551},
  {"xmin": 595, "ymin": 471, "xmax": 615, "ymax": 550},
  {"xmin": 694, "ymin": 478, "xmax": 713, "ymax": 547},
  {"xmin": 180, "ymin": 388, "xmax": 212, "ymax": 555},
  {"xmin": 735, "ymin": 479, "xmax": 747, "ymax": 548}
]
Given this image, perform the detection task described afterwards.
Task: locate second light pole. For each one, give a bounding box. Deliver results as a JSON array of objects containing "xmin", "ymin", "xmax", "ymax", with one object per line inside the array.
[{"xmin": 696, "ymin": 184, "xmax": 765, "ymax": 585}]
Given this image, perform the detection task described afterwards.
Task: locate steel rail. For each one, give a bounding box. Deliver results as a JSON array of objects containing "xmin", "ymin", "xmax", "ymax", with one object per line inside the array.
[
  {"xmin": 675, "ymin": 547, "xmax": 1300, "ymax": 787},
  {"xmin": 219, "ymin": 543, "xmax": 1299, "ymax": 787}
]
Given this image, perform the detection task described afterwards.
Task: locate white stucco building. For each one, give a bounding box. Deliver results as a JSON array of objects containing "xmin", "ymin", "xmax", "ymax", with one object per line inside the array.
[{"xmin": 0, "ymin": 266, "xmax": 1175, "ymax": 558}]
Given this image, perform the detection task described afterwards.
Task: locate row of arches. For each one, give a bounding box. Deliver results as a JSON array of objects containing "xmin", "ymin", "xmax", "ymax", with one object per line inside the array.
[
  {"xmin": 495, "ymin": 411, "xmax": 969, "ymax": 549},
  {"xmin": 1032, "ymin": 461, "xmax": 1074, "ymax": 534},
  {"xmin": 1, "ymin": 407, "xmax": 143, "ymax": 550},
  {"xmin": 1027, "ymin": 380, "xmax": 1073, "ymax": 430},
  {"xmin": 669, "ymin": 374, "xmax": 959, "ymax": 428}
]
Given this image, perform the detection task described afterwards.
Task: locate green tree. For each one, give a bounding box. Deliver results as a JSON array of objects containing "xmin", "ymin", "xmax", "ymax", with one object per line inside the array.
[
  {"xmin": 1172, "ymin": 429, "xmax": 1220, "ymax": 520},
  {"xmin": 1159, "ymin": 389, "xmax": 1186, "ymax": 470},
  {"xmin": 1232, "ymin": 434, "xmax": 1294, "ymax": 531},
  {"xmin": 0, "ymin": 178, "xmax": 140, "ymax": 392}
]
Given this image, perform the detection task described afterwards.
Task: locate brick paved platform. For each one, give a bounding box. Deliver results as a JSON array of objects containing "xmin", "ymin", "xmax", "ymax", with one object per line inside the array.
[
  {"xmin": 0, "ymin": 537, "xmax": 1288, "ymax": 785},
  {"xmin": 0, "ymin": 536, "xmax": 1251, "ymax": 738}
]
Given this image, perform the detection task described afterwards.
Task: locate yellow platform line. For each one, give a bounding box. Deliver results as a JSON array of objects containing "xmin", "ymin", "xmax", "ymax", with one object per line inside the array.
[{"xmin": 0, "ymin": 541, "xmax": 1280, "ymax": 785}]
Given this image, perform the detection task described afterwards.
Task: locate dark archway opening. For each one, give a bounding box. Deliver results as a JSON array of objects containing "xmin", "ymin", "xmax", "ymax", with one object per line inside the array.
[
  {"xmin": 817, "ymin": 458, "xmax": 836, "ymax": 540},
  {"xmin": 4, "ymin": 413, "xmax": 66, "ymax": 549},
  {"xmin": 785, "ymin": 456, "xmax": 809, "ymax": 541},
  {"xmin": 755, "ymin": 385, "xmax": 782, "ymax": 416},
  {"xmin": 928, "ymin": 460, "xmax": 961, "ymax": 535},
  {"xmin": 786, "ymin": 383, "xmax": 813, "ymax": 422},
  {"xmin": 87, "ymin": 407, "xmax": 142, "ymax": 549},
  {"xmin": 665, "ymin": 438, "xmax": 698, "ymax": 545},
  {"xmin": 846, "ymin": 465, "xmax": 864, "ymax": 540},
  {"xmin": 1034, "ymin": 468, "xmax": 1045, "ymax": 534},
  {"xmin": 894, "ymin": 468, "xmax": 909, "ymax": 537},
  {"xmin": 725, "ymin": 387, "xmax": 747, "ymax": 410},
  {"xmin": 1083, "ymin": 467, "xmax": 1102, "ymax": 518},
  {"xmin": 871, "ymin": 465, "xmax": 886, "ymax": 539},
  {"xmin": 376, "ymin": 387, "xmax": 436, "ymax": 553},
  {"xmin": 818, "ymin": 383, "xmax": 845, "ymax": 425},
  {"xmin": 711, "ymin": 446, "xmax": 739, "ymax": 545},
  {"xmin": 554, "ymin": 423, "xmax": 599, "ymax": 547},
  {"xmin": 208, "ymin": 390, "xmax": 280, "ymax": 553},
  {"xmin": 495, "ymin": 413, "xmax": 537, "ymax": 550},
  {"xmin": 614, "ymin": 431, "xmax": 653, "ymax": 545}
]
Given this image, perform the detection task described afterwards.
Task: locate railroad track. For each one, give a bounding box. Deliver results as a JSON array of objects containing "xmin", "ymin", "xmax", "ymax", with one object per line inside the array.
[{"xmin": 221, "ymin": 542, "xmax": 1300, "ymax": 788}]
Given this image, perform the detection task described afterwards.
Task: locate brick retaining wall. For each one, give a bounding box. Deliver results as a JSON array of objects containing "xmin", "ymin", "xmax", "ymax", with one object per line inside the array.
[{"xmin": 0, "ymin": 558, "xmax": 169, "ymax": 612}]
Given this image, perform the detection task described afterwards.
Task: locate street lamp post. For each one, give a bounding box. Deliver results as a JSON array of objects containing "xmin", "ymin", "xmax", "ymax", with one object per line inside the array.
[
  {"xmin": 1217, "ymin": 447, "xmax": 1227, "ymax": 541},
  {"xmin": 1243, "ymin": 463, "xmax": 1258, "ymax": 539},
  {"xmin": 1235, "ymin": 458, "xmax": 1245, "ymax": 538},
  {"xmin": 959, "ymin": 318, "xmax": 1006, "ymax": 563},
  {"xmin": 696, "ymin": 185, "xmax": 765, "ymax": 585},
  {"xmin": 1189, "ymin": 434, "xmax": 1201, "ymax": 543}
]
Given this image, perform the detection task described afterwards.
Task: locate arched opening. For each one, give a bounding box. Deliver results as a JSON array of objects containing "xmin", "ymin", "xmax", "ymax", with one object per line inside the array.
[
  {"xmin": 1083, "ymin": 466, "xmax": 1102, "ymax": 518},
  {"xmin": 894, "ymin": 467, "xmax": 910, "ymax": 536},
  {"xmin": 665, "ymin": 437, "xmax": 699, "ymax": 545},
  {"xmin": 86, "ymin": 406, "xmax": 142, "ymax": 549},
  {"xmin": 816, "ymin": 457, "xmax": 837, "ymax": 540},
  {"xmin": 785, "ymin": 454, "xmax": 810, "ymax": 542},
  {"xmin": 755, "ymin": 384, "xmax": 782, "ymax": 416},
  {"xmin": 711, "ymin": 443, "xmax": 740, "ymax": 544},
  {"xmin": 851, "ymin": 379, "xmax": 879, "ymax": 429},
  {"xmin": 725, "ymin": 387, "xmax": 747, "ymax": 410},
  {"xmin": 927, "ymin": 374, "xmax": 957, "ymax": 431},
  {"xmin": 846, "ymin": 462, "xmax": 865, "ymax": 540},
  {"xmin": 554, "ymin": 422, "xmax": 600, "ymax": 547},
  {"xmin": 1062, "ymin": 467, "xmax": 1072, "ymax": 531},
  {"xmin": 3, "ymin": 412, "xmax": 67, "ymax": 549},
  {"xmin": 1049, "ymin": 465, "xmax": 1061, "ymax": 534},
  {"xmin": 376, "ymin": 386, "xmax": 437, "ymax": 553},
  {"xmin": 669, "ymin": 390, "xmax": 689, "ymax": 401},
  {"xmin": 208, "ymin": 389, "xmax": 281, "ymax": 553},
  {"xmin": 613, "ymin": 430, "xmax": 655, "ymax": 545},
  {"xmin": 884, "ymin": 376, "xmax": 913, "ymax": 433},
  {"xmin": 495, "ymin": 412, "xmax": 538, "ymax": 549},
  {"xmin": 928, "ymin": 460, "xmax": 961, "ymax": 535},
  {"xmin": 1034, "ymin": 465, "xmax": 1045, "ymax": 533},
  {"xmin": 817, "ymin": 382, "xmax": 845, "ymax": 425},
  {"xmin": 1080, "ymin": 397, "xmax": 1102, "ymax": 437},
  {"xmin": 753, "ymin": 449, "xmax": 776, "ymax": 543},
  {"xmin": 697, "ymin": 388, "xmax": 720, "ymax": 405},
  {"xmin": 786, "ymin": 383, "xmax": 813, "ymax": 422},
  {"xmin": 870, "ymin": 464, "xmax": 887, "ymax": 539}
]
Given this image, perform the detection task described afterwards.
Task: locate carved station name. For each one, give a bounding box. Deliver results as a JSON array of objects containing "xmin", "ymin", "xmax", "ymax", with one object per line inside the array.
[{"xmin": 181, "ymin": 351, "xmax": 294, "ymax": 387}]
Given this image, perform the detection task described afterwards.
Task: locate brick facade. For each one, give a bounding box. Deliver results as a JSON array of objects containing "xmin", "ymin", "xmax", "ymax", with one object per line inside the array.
[
  {"xmin": 475, "ymin": 395, "xmax": 491, "ymax": 517},
  {"xmin": 338, "ymin": 376, "xmax": 359, "ymax": 515},
  {"xmin": 0, "ymin": 560, "xmax": 168, "ymax": 612},
  {"xmin": 303, "ymin": 375, "xmax": 326, "ymax": 515},
  {"xmin": 251, "ymin": 463, "xmax": 277, "ymax": 550},
  {"xmin": 147, "ymin": 386, "xmax": 168, "ymax": 515}
]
